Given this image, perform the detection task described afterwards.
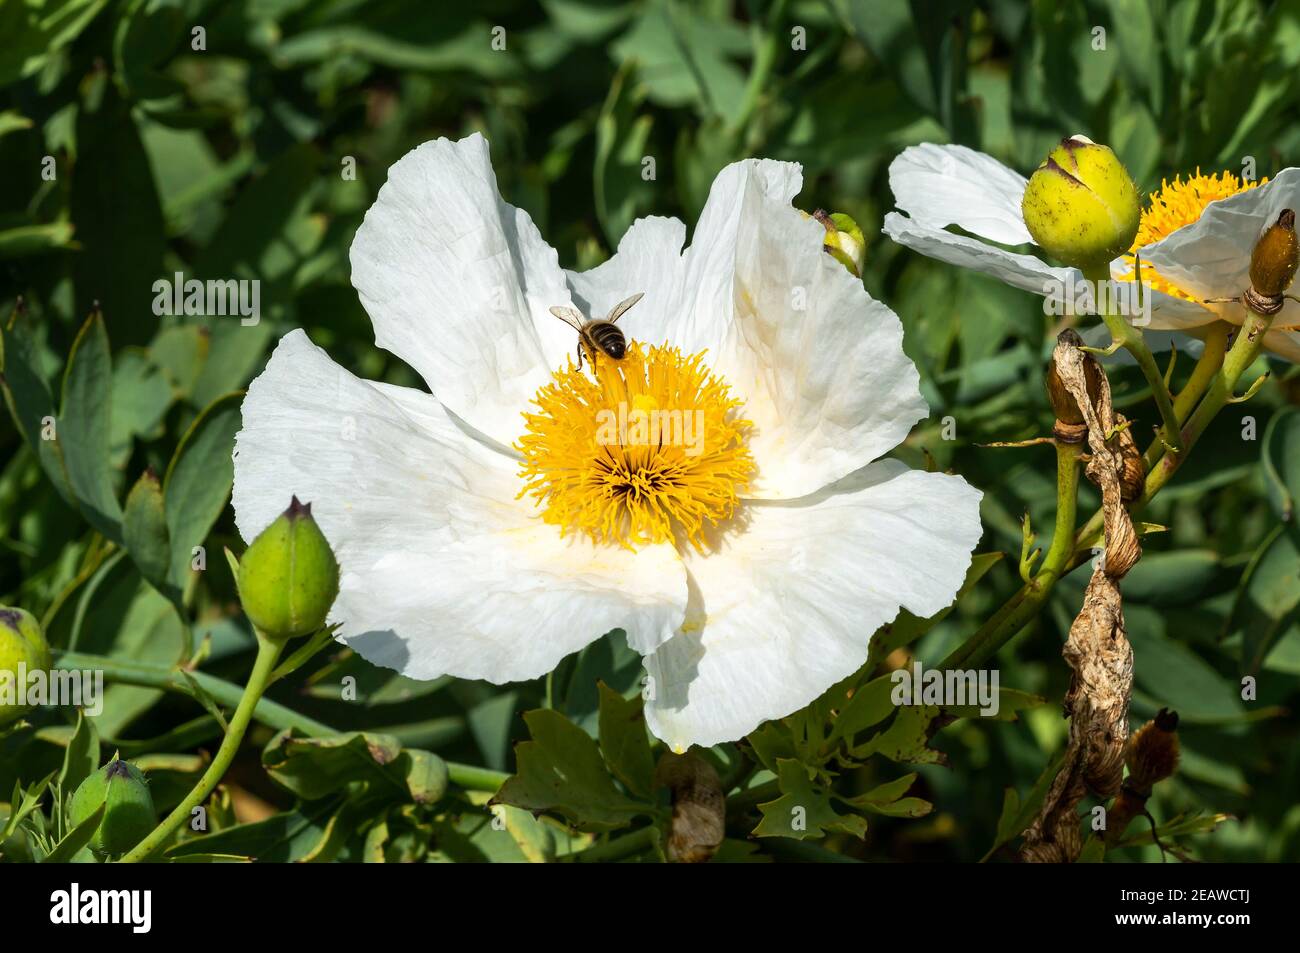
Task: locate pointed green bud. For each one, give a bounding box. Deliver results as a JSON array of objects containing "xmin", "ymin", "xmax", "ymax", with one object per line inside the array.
[
  {"xmin": 0, "ymin": 606, "xmax": 51, "ymax": 726},
  {"xmin": 811, "ymin": 209, "xmax": 866, "ymax": 277},
  {"xmin": 1021, "ymin": 135, "xmax": 1140, "ymax": 269},
  {"xmin": 237, "ymin": 496, "xmax": 340, "ymax": 641},
  {"xmin": 68, "ymin": 759, "xmax": 156, "ymax": 855}
]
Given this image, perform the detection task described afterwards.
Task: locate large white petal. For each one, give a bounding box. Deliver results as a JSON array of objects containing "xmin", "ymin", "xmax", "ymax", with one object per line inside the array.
[
  {"xmin": 349, "ymin": 133, "xmax": 576, "ymax": 449},
  {"xmin": 679, "ymin": 159, "xmax": 930, "ymax": 500},
  {"xmin": 888, "ymin": 143, "xmax": 1033, "ymax": 245},
  {"xmin": 1139, "ymin": 168, "xmax": 1300, "ymax": 306},
  {"xmin": 564, "ymin": 215, "xmax": 692, "ymax": 348},
  {"xmin": 233, "ymin": 330, "xmax": 688, "ymax": 683},
  {"xmin": 643, "ymin": 460, "xmax": 983, "ymax": 751},
  {"xmin": 884, "ymin": 211, "xmax": 1073, "ymax": 296}
]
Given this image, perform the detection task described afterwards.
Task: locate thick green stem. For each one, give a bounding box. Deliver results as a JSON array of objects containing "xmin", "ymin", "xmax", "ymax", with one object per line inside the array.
[
  {"xmin": 1084, "ymin": 263, "xmax": 1183, "ymax": 454},
  {"xmin": 119, "ymin": 636, "xmax": 284, "ymax": 862},
  {"xmin": 941, "ymin": 439, "xmax": 1083, "ymax": 669},
  {"xmin": 56, "ymin": 649, "xmax": 506, "ymax": 794},
  {"xmin": 1075, "ymin": 310, "xmax": 1272, "ymax": 550},
  {"xmin": 567, "ymin": 824, "xmax": 660, "ymax": 863}
]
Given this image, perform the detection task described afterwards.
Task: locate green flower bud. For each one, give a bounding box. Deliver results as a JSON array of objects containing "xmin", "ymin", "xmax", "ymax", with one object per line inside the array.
[
  {"xmin": 0, "ymin": 606, "xmax": 51, "ymax": 726},
  {"xmin": 812, "ymin": 209, "xmax": 866, "ymax": 277},
  {"xmin": 68, "ymin": 760, "xmax": 156, "ymax": 855},
  {"xmin": 1021, "ymin": 135, "xmax": 1140, "ymax": 269},
  {"xmin": 237, "ymin": 496, "xmax": 340, "ymax": 641}
]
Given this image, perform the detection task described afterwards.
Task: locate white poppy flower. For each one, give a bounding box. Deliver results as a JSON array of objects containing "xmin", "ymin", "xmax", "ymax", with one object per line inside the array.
[
  {"xmin": 232, "ymin": 134, "xmax": 983, "ymax": 751},
  {"xmin": 883, "ymin": 143, "xmax": 1300, "ymax": 361}
]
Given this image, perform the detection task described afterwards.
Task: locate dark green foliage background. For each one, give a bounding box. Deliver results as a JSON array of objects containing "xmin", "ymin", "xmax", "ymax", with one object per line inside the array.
[{"xmin": 1, "ymin": 0, "xmax": 1299, "ymax": 861}]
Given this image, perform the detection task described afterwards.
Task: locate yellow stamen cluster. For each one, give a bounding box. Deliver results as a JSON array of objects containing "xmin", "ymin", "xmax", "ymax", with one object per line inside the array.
[
  {"xmin": 1122, "ymin": 170, "xmax": 1266, "ymax": 300},
  {"xmin": 517, "ymin": 342, "xmax": 754, "ymax": 551}
]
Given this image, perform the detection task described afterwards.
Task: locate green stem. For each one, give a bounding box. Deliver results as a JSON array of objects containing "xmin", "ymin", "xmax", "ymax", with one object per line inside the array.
[
  {"xmin": 942, "ymin": 439, "xmax": 1082, "ymax": 670},
  {"xmin": 119, "ymin": 636, "xmax": 284, "ymax": 862},
  {"xmin": 567, "ymin": 825, "xmax": 660, "ymax": 863},
  {"xmin": 55, "ymin": 649, "xmax": 507, "ymax": 794},
  {"xmin": 56, "ymin": 649, "xmax": 335, "ymax": 737},
  {"xmin": 725, "ymin": 778, "xmax": 781, "ymax": 816},
  {"xmin": 1083, "ymin": 263, "xmax": 1183, "ymax": 454},
  {"xmin": 1075, "ymin": 310, "xmax": 1272, "ymax": 550},
  {"xmin": 728, "ymin": 0, "xmax": 788, "ymax": 140}
]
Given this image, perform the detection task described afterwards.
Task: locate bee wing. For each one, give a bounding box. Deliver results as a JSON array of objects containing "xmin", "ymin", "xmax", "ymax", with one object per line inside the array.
[
  {"xmin": 549, "ymin": 306, "xmax": 586, "ymax": 331},
  {"xmin": 605, "ymin": 292, "xmax": 645, "ymax": 325}
]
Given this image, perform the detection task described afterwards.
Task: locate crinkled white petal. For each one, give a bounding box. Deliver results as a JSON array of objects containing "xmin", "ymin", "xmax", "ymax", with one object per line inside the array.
[
  {"xmin": 564, "ymin": 216, "xmax": 692, "ymax": 347},
  {"xmin": 673, "ymin": 159, "xmax": 929, "ymax": 499},
  {"xmin": 232, "ymin": 330, "xmax": 688, "ymax": 683},
  {"xmin": 888, "ymin": 143, "xmax": 1034, "ymax": 245},
  {"xmin": 349, "ymin": 133, "xmax": 576, "ymax": 449},
  {"xmin": 1263, "ymin": 329, "xmax": 1300, "ymax": 363},
  {"xmin": 643, "ymin": 460, "xmax": 984, "ymax": 750},
  {"xmin": 1139, "ymin": 168, "xmax": 1300, "ymax": 303},
  {"xmin": 884, "ymin": 210, "xmax": 1073, "ymax": 296}
]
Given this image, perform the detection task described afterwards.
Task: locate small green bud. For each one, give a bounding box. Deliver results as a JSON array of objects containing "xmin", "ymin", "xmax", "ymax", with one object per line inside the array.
[
  {"xmin": 811, "ymin": 209, "xmax": 866, "ymax": 277},
  {"xmin": 237, "ymin": 496, "xmax": 340, "ymax": 641},
  {"xmin": 68, "ymin": 760, "xmax": 156, "ymax": 855},
  {"xmin": 0, "ymin": 606, "xmax": 52, "ymax": 726},
  {"xmin": 1021, "ymin": 135, "xmax": 1140, "ymax": 269}
]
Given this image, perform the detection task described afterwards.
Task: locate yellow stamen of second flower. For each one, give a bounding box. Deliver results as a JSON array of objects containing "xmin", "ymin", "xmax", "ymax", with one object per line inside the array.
[
  {"xmin": 1120, "ymin": 169, "xmax": 1266, "ymax": 300},
  {"xmin": 517, "ymin": 342, "xmax": 754, "ymax": 551}
]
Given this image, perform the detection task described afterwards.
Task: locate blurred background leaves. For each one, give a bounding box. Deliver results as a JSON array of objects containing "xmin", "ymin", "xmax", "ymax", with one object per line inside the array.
[{"xmin": 1, "ymin": 0, "xmax": 1299, "ymax": 861}]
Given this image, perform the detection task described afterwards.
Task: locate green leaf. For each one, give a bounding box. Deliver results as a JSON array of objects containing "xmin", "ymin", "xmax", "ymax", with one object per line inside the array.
[
  {"xmin": 492, "ymin": 709, "xmax": 647, "ymax": 831},
  {"xmin": 943, "ymin": 688, "xmax": 1046, "ymax": 722},
  {"xmin": 262, "ymin": 729, "xmax": 409, "ymax": 802},
  {"xmin": 0, "ymin": 222, "xmax": 77, "ymax": 260},
  {"xmin": 162, "ymin": 391, "xmax": 242, "ymax": 589},
  {"xmin": 752, "ymin": 759, "xmax": 867, "ymax": 840},
  {"xmin": 983, "ymin": 746, "xmax": 1068, "ymax": 862},
  {"xmin": 594, "ymin": 61, "xmax": 655, "ymax": 246},
  {"xmin": 0, "ymin": 320, "xmax": 75, "ymax": 504},
  {"xmin": 866, "ymin": 552, "xmax": 1004, "ymax": 668},
  {"xmin": 1228, "ymin": 524, "xmax": 1300, "ymax": 676},
  {"xmin": 166, "ymin": 799, "xmax": 342, "ymax": 861},
  {"xmin": 123, "ymin": 469, "xmax": 172, "ymax": 596},
  {"xmin": 827, "ymin": 674, "xmax": 896, "ymax": 744},
  {"xmin": 57, "ymin": 711, "xmax": 100, "ymax": 795},
  {"xmin": 850, "ymin": 705, "xmax": 946, "ymax": 765},
  {"xmin": 58, "ymin": 312, "xmax": 124, "ymax": 541},
  {"xmin": 1262, "ymin": 407, "xmax": 1300, "ymax": 522},
  {"xmin": 1, "ymin": 772, "xmax": 57, "ymax": 841},
  {"xmin": 402, "ymin": 749, "xmax": 450, "ymax": 806},
  {"xmin": 841, "ymin": 773, "xmax": 932, "ymax": 818},
  {"xmin": 41, "ymin": 803, "xmax": 105, "ymax": 863},
  {"xmin": 0, "ymin": 0, "xmax": 110, "ymax": 86},
  {"xmin": 597, "ymin": 682, "xmax": 655, "ymax": 798},
  {"xmin": 71, "ymin": 91, "xmax": 165, "ymax": 347}
]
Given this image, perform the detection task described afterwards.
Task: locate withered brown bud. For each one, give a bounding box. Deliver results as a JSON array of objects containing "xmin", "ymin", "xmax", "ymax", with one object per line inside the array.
[
  {"xmin": 1125, "ymin": 707, "xmax": 1180, "ymax": 795},
  {"xmin": 1114, "ymin": 414, "xmax": 1146, "ymax": 502},
  {"xmin": 1249, "ymin": 208, "xmax": 1298, "ymax": 298},
  {"xmin": 654, "ymin": 752, "xmax": 725, "ymax": 863},
  {"xmin": 1047, "ymin": 329, "xmax": 1104, "ymax": 437}
]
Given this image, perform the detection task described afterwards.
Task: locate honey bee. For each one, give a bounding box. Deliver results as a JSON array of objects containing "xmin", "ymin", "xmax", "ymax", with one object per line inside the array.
[{"xmin": 549, "ymin": 292, "xmax": 644, "ymax": 371}]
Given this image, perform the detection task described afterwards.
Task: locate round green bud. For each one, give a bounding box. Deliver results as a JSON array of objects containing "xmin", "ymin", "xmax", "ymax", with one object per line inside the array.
[
  {"xmin": 68, "ymin": 760, "xmax": 156, "ymax": 855},
  {"xmin": 237, "ymin": 496, "xmax": 340, "ymax": 641},
  {"xmin": 1021, "ymin": 135, "xmax": 1140, "ymax": 269},
  {"xmin": 0, "ymin": 606, "xmax": 52, "ymax": 727}
]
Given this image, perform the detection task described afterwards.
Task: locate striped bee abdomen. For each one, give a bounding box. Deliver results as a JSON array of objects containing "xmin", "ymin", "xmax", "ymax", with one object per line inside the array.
[{"xmin": 588, "ymin": 321, "xmax": 626, "ymax": 359}]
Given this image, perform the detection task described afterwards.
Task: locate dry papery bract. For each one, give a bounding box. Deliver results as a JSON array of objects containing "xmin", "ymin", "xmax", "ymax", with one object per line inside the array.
[{"xmin": 1020, "ymin": 330, "xmax": 1138, "ymax": 863}]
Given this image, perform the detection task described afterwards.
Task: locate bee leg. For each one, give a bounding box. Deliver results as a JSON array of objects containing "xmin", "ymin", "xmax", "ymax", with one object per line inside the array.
[{"xmin": 575, "ymin": 342, "xmax": 584, "ymax": 371}]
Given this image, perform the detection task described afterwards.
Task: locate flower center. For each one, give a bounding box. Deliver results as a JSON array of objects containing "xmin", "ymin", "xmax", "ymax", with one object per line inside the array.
[
  {"xmin": 517, "ymin": 342, "xmax": 754, "ymax": 550},
  {"xmin": 1121, "ymin": 169, "xmax": 1265, "ymax": 300}
]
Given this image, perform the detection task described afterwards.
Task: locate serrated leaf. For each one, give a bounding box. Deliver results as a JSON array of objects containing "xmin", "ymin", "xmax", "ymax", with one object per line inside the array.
[
  {"xmin": 492, "ymin": 709, "xmax": 647, "ymax": 832},
  {"xmin": 850, "ymin": 705, "xmax": 946, "ymax": 765},
  {"xmin": 752, "ymin": 759, "xmax": 867, "ymax": 840},
  {"xmin": 262, "ymin": 729, "xmax": 408, "ymax": 802},
  {"xmin": 597, "ymin": 682, "xmax": 654, "ymax": 798},
  {"xmin": 842, "ymin": 773, "xmax": 932, "ymax": 818}
]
